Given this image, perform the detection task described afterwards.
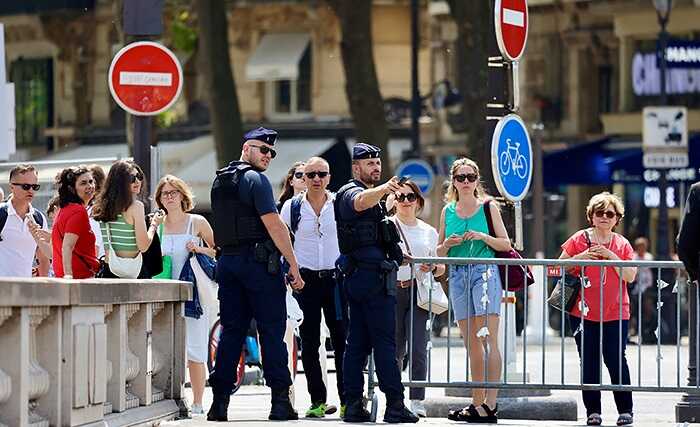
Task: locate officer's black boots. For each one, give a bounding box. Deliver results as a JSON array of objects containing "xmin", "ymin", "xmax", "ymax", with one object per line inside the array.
[
  {"xmin": 268, "ymin": 387, "xmax": 299, "ymax": 421},
  {"xmin": 384, "ymin": 400, "xmax": 420, "ymax": 424},
  {"xmin": 343, "ymin": 399, "xmax": 371, "ymax": 423},
  {"xmin": 206, "ymin": 394, "xmax": 230, "ymax": 422}
]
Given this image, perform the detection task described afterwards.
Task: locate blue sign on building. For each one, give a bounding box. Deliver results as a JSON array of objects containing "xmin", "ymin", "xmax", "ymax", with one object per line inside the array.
[
  {"xmin": 491, "ymin": 114, "xmax": 533, "ymax": 201},
  {"xmin": 395, "ymin": 159, "xmax": 435, "ymax": 195}
]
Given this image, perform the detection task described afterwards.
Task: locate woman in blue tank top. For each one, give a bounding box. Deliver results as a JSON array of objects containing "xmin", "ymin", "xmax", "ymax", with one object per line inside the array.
[{"xmin": 436, "ymin": 158, "xmax": 512, "ymax": 423}]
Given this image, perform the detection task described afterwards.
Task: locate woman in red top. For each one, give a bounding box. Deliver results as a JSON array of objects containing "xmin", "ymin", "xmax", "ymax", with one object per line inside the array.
[
  {"xmin": 51, "ymin": 166, "xmax": 100, "ymax": 279},
  {"xmin": 559, "ymin": 192, "xmax": 637, "ymax": 426}
]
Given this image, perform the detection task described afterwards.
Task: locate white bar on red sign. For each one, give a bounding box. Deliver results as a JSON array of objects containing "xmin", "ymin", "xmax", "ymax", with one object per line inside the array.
[
  {"xmin": 503, "ymin": 8, "xmax": 525, "ymax": 27},
  {"xmin": 119, "ymin": 71, "xmax": 173, "ymax": 87}
]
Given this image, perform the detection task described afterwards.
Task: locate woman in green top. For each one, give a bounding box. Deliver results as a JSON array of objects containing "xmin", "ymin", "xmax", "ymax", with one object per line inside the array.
[
  {"xmin": 92, "ymin": 160, "xmax": 163, "ymax": 277},
  {"xmin": 436, "ymin": 157, "xmax": 512, "ymax": 423}
]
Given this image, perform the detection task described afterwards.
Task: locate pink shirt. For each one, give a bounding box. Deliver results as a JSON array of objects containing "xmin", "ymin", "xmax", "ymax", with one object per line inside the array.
[{"xmin": 561, "ymin": 229, "xmax": 634, "ymax": 322}]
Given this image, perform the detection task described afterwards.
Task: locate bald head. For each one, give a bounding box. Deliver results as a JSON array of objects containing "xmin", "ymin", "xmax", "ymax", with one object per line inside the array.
[{"xmin": 303, "ymin": 157, "xmax": 331, "ymax": 194}]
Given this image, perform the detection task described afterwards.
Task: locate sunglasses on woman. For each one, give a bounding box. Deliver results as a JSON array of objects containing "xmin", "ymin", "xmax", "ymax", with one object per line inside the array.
[
  {"xmin": 453, "ymin": 173, "xmax": 478, "ymax": 183},
  {"xmin": 11, "ymin": 182, "xmax": 41, "ymax": 191},
  {"xmin": 131, "ymin": 173, "xmax": 144, "ymax": 183},
  {"xmin": 293, "ymin": 172, "xmax": 304, "ymax": 179},
  {"xmin": 249, "ymin": 145, "xmax": 277, "ymax": 159},
  {"xmin": 305, "ymin": 171, "xmax": 329, "ymax": 179},
  {"xmin": 594, "ymin": 210, "xmax": 619, "ymax": 219},
  {"xmin": 396, "ymin": 193, "xmax": 417, "ymax": 202}
]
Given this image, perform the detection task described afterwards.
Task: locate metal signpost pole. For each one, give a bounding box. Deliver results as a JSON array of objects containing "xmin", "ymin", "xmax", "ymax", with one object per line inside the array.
[{"xmin": 410, "ymin": 0, "xmax": 421, "ymax": 158}]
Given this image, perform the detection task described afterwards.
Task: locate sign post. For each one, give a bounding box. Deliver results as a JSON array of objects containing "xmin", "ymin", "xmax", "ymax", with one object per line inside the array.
[
  {"xmin": 395, "ymin": 159, "xmax": 435, "ymax": 195},
  {"xmin": 108, "ymin": 40, "xmax": 182, "ymax": 205}
]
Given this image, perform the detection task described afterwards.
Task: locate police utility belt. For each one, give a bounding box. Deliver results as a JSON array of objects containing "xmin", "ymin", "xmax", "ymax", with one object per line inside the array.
[{"xmin": 219, "ymin": 240, "xmax": 282, "ymax": 275}]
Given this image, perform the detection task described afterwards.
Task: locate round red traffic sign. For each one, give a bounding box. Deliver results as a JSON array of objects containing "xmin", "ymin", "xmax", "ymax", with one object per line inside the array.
[
  {"xmin": 495, "ymin": 0, "xmax": 528, "ymax": 62},
  {"xmin": 108, "ymin": 41, "xmax": 183, "ymax": 116}
]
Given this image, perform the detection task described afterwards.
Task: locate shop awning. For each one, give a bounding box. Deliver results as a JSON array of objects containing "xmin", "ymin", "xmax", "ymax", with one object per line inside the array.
[
  {"xmin": 245, "ymin": 33, "xmax": 310, "ymax": 81},
  {"xmin": 543, "ymin": 134, "xmax": 700, "ymax": 187}
]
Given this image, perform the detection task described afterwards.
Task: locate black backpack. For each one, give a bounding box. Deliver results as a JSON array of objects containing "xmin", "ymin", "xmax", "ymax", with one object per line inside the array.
[{"xmin": 0, "ymin": 202, "xmax": 46, "ymax": 242}]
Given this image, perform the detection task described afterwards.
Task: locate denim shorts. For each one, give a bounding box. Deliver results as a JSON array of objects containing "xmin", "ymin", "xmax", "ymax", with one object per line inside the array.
[{"xmin": 449, "ymin": 264, "xmax": 502, "ymax": 321}]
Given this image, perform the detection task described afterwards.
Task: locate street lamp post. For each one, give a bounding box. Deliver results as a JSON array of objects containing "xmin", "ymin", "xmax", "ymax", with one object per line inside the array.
[
  {"xmin": 654, "ymin": 0, "xmax": 671, "ymax": 264},
  {"xmin": 410, "ymin": 0, "xmax": 421, "ymax": 158}
]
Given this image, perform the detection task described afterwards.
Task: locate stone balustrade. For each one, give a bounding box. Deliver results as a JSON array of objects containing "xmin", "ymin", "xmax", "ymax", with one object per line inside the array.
[{"xmin": 0, "ymin": 278, "xmax": 192, "ymax": 427}]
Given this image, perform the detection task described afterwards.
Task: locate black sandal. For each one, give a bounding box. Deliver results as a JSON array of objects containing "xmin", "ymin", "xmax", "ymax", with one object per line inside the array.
[
  {"xmin": 447, "ymin": 404, "xmax": 477, "ymax": 421},
  {"xmin": 465, "ymin": 404, "xmax": 498, "ymax": 424}
]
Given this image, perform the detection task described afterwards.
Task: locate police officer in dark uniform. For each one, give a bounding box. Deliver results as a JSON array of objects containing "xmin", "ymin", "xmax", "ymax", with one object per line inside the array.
[
  {"xmin": 207, "ymin": 127, "xmax": 305, "ymax": 422},
  {"xmin": 334, "ymin": 143, "xmax": 419, "ymax": 423}
]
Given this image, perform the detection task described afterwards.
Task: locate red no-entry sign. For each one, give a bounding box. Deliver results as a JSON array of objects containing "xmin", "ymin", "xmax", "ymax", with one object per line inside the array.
[
  {"xmin": 495, "ymin": 0, "xmax": 528, "ymax": 62},
  {"xmin": 108, "ymin": 41, "xmax": 183, "ymax": 116}
]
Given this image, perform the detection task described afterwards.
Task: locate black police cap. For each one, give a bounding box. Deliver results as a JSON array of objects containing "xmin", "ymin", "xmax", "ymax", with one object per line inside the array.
[
  {"xmin": 352, "ymin": 143, "xmax": 381, "ymax": 160},
  {"xmin": 243, "ymin": 127, "xmax": 278, "ymax": 146}
]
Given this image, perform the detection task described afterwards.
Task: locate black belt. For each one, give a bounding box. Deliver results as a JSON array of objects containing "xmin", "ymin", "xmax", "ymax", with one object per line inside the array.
[
  {"xmin": 300, "ymin": 268, "xmax": 336, "ymax": 279},
  {"xmin": 219, "ymin": 243, "xmax": 254, "ymax": 256}
]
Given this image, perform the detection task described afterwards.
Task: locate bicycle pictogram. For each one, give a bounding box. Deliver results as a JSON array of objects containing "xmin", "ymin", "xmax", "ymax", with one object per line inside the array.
[{"xmin": 499, "ymin": 138, "xmax": 528, "ymax": 179}]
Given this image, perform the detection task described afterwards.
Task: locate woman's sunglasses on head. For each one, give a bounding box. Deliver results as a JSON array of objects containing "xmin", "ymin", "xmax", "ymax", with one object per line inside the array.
[
  {"xmin": 453, "ymin": 173, "xmax": 478, "ymax": 183},
  {"xmin": 594, "ymin": 210, "xmax": 620, "ymax": 219},
  {"xmin": 11, "ymin": 183, "xmax": 41, "ymax": 191},
  {"xmin": 250, "ymin": 145, "xmax": 277, "ymax": 159}
]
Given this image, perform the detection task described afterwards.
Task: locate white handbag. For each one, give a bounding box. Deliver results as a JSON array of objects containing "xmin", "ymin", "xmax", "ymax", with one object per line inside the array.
[
  {"xmin": 416, "ymin": 272, "xmax": 449, "ymax": 315},
  {"xmin": 104, "ymin": 222, "xmax": 142, "ymax": 279},
  {"xmin": 286, "ymin": 289, "xmax": 304, "ymax": 329},
  {"xmin": 189, "ymin": 256, "xmax": 218, "ymax": 310},
  {"xmin": 394, "ymin": 219, "xmax": 449, "ymax": 315}
]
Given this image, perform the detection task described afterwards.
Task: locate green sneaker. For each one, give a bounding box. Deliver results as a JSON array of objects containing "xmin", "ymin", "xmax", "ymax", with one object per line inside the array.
[
  {"xmin": 340, "ymin": 403, "xmax": 347, "ymax": 418},
  {"xmin": 306, "ymin": 402, "xmax": 327, "ymax": 418}
]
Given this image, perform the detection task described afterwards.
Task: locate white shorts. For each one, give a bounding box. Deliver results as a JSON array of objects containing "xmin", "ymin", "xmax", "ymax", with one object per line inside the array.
[{"xmin": 186, "ymin": 312, "xmax": 209, "ymax": 364}]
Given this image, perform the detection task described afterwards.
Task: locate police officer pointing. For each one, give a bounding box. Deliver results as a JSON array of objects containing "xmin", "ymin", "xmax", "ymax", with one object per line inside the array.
[
  {"xmin": 208, "ymin": 127, "xmax": 304, "ymax": 422},
  {"xmin": 335, "ymin": 143, "xmax": 419, "ymax": 423}
]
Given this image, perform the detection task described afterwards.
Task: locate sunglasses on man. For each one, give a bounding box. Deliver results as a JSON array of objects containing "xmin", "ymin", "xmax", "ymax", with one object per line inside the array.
[
  {"xmin": 11, "ymin": 183, "xmax": 41, "ymax": 191},
  {"xmin": 305, "ymin": 171, "xmax": 329, "ymax": 179},
  {"xmin": 249, "ymin": 145, "xmax": 277, "ymax": 159},
  {"xmin": 453, "ymin": 173, "xmax": 479, "ymax": 183},
  {"xmin": 594, "ymin": 210, "xmax": 620, "ymax": 219},
  {"xmin": 396, "ymin": 193, "xmax": 417, "ymax": 202}
]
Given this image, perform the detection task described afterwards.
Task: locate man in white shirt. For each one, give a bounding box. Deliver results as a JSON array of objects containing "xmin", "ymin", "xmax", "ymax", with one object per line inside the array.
[
  {"xmin": 0, "ymin": 164, "xmax": 50, "ymax": 277},
  {"xmin": 280, "ymin": 157, "xmax": 347, "ymax": 418}
]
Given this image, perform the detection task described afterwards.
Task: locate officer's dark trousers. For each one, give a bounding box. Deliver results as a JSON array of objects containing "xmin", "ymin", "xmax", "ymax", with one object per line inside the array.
[
  {"xmin": 569, "ymin": 316, "xmax": 633, "ymax": 416},
  {"xmin": 297, "ymin": 269, "xmax": 346, "ymax": 405},
  {"xmin": 395, "ymin": 285, "xmax": 428, "ymax": 400},
  {"xmin": 210, "ymin": 252, "xmax": 292, "ymax": 395},
  {"xmin": 343, "ymin": 269, "xmax": 404, "ymax": 403}
]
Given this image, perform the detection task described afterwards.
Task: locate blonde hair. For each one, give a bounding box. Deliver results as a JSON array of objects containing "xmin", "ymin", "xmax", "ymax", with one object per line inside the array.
[
  {"xmin": 585, "ymin": 191, "xmax": 624, "ymax": 229},
  {"xmin": 155, "ymin": 174, "xmax": 195, "ymax": 213},
  {"xmin": 445, "ymin": 157, "xmax": 487, "ymax": 203}
]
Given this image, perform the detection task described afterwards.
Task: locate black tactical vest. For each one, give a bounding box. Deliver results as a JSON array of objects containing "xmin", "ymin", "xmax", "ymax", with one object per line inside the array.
[
  {"xmin": 334, "ymin": 180, "xmax": 383, "ymax": 255},
  {"xmin": 211, "ymin": 162, "xmax": 270, "ymax": 249}
]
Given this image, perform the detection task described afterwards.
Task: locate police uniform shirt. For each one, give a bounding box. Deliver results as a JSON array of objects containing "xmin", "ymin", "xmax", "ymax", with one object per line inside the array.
[
  {"xmin": 236, "ymin": 162, "xmax": 278, "ymax": 216},
  {"xmin": 280, "ymin": 192, "xmax": 339, "ymax": 270},
  {"xmin": 335, "ymin": 179, "xmax": 385, "ymax": 262}
]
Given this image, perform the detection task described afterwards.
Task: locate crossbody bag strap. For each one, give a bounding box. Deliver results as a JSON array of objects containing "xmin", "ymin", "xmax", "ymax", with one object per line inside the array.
[
  {"xmin": 393, "ymin": 217, "xmax": 414, "ymax": 280},
  {"xmin": 484, "ymin": 199, "xmax": 496, "ymax": 238}
]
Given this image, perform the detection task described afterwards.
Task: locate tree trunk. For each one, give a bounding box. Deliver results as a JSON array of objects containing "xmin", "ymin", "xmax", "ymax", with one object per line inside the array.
[
  {"xmin": 196, "ymin": 0, "xmax": 243, "ymax": 167},
  {"xmin": 446, "ymin": 0, "xmax": 493, "ymax": 191},
  {"xmin": 326, "ymin": 0, "xmax": 392, "ymax": 181}
]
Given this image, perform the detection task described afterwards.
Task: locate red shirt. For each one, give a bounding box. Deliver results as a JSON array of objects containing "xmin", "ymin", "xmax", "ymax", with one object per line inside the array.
[
  {"xmin": 52, "ymin": 203, "xmax": 99, "ymax": 279},
  {"xmin": 561, "ymin": 229, "xmax": 634, "ymax": 322}
]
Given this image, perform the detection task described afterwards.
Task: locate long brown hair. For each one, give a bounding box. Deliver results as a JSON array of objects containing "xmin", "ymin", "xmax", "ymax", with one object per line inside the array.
[
  {"xmin": 92, "ymin": 160, "xmax": 139, "ymax": 222},
  {"xmin": 445, "ymin": 157, "xmax": 488, "ymax": 203},
  {"xmin": 278, "ymin": 161, "xmax": 305, "ymax": 206}
]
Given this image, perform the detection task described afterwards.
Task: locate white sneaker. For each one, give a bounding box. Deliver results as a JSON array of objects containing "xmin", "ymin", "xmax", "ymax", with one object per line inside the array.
[
  {"xmin": 410, "ymin": 400, "xmax": 427, "ymax": 418},
  {"xmin": 191, "ymin": 403, "xmax": 204, "ymax": 415}
]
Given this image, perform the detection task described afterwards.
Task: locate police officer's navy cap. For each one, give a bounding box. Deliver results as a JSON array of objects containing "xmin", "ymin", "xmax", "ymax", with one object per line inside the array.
[
  {"xmin": 352, "ymin": 143, "xmax": 381, "ymax": 160},
  {"xmin": 243, "ymin": 127, "xmax": 278, "ymax": 146}
]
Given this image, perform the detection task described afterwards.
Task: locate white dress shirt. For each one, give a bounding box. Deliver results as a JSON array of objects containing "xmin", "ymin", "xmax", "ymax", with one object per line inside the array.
[
  {"xmin": 280, "ymin": 191, "xmax": 340, "ymax": 271},
  {"xmin": 0, "ymin": 200, "xmax": 48, "ymax": 277}
]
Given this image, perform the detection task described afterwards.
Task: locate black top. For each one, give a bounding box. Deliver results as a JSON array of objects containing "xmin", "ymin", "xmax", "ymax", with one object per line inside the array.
[
  {"xmin": 678, "ymin": 182, "xmax": 700, "ymax": 281},
  {"xmin": 335, "ymin": 179, "xmax": 385, "ymax": 262}
]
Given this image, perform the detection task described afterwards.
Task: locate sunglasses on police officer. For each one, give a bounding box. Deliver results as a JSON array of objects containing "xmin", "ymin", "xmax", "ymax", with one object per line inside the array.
[
  {"xmin": 249, "ymin": 144, "xmax": 277, "ymax": 159},
  {"xmin": 453, "ymin": 173, "xmax": 478, "ymax": 183},
  {"xmin": 11, "ymin": 182, "xmax": 41, "ymax": 191}
]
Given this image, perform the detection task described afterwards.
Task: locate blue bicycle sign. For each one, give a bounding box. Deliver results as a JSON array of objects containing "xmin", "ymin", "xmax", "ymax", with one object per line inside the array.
[
  {"xmin": 491, "ymin": 114, "xmax": 532, "ymax": 201},
  {"xmin": 499, "ymin": 138, "xmax": 528, "ymax": 179}
]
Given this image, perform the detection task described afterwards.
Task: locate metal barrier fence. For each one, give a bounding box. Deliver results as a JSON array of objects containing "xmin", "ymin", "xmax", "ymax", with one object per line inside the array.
[{"xmin": 366, "ymin": 256, "xmax": 696, "ymax": 400}]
